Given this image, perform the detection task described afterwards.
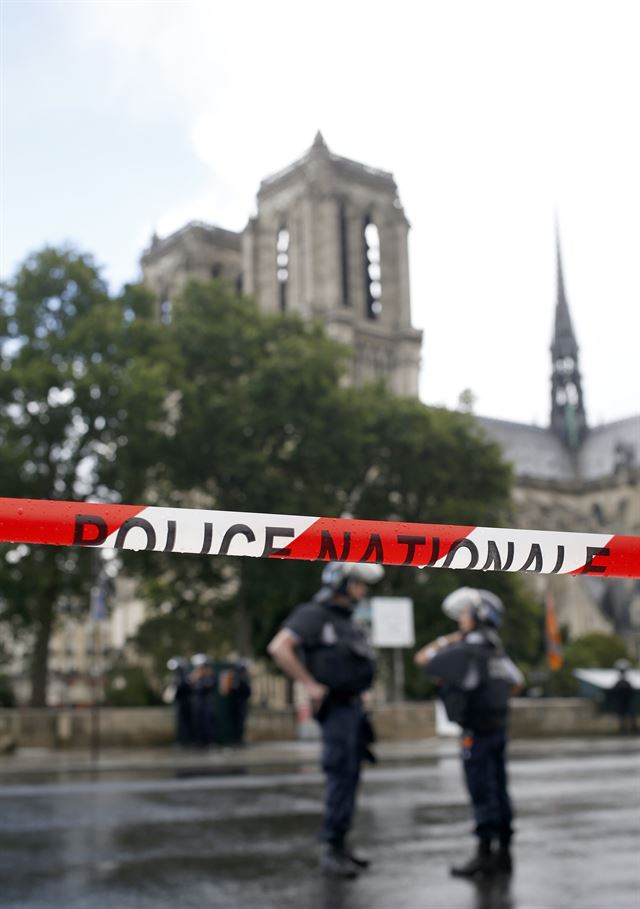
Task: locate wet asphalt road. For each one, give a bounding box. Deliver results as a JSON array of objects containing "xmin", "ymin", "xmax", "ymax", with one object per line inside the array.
[{"xmin": 0, "ymin": 738, "xmax": 638, "ymax": 909}]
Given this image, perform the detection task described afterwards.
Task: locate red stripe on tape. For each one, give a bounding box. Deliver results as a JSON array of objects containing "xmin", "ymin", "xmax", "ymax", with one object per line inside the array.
[
  {"xmin": 0, "ymin": 498, "xmax": 145, "ymax": 547},
  {"xmin": 280, "ymin": 516, "xmax": 475, "ymax": 566},
  {"xmin": 570, "ymin": 534, "xmax": 640, "ymax": 577}
]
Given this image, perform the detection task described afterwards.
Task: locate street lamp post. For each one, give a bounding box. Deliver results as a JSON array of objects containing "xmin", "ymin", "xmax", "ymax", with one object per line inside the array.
[{"xmin": 89, "ymin": 576, "xmax": 108, "ymax": 763}]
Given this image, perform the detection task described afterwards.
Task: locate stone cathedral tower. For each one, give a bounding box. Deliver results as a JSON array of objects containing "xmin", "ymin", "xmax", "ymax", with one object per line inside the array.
[{"xmin": 141, "ymin": 133, "xmax": 422, "ymax": 395}]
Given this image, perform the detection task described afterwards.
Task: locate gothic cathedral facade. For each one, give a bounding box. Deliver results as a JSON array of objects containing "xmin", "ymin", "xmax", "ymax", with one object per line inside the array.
[{"xmin": 141, "ymin": 132, "xmax": 422, "ymax": 396}]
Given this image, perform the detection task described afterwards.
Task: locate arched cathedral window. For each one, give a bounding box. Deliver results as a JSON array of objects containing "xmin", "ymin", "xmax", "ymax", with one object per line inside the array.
[
  {"xmin": 276, "ymin": 227, "xmax": 290, "ymax": 313},
  {"xmin": 556, "ymin": 356, "xmax": 575, "ymax": 374},
  {"xmin": 363, "ymin": 216, "xmax": 382, "ymax": 320},
  {"xmin": 556, "ymin": 381, "xmax": 579, "ymax": 407}
]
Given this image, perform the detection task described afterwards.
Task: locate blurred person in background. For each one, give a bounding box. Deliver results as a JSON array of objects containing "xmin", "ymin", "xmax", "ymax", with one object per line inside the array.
[
  {"xmin": 610, "ymin": 659, "xmax": 638, "ymax": 735},
  {"xmin": 415, "ymin": 587, "xmax": 523, "ymax": 880},
  {"xmin": 167, "ymin": 657, "xmax": 194, "ymax": 746},
  {"xmin": 229, "ymin": 660, "xmax": 252, "ymax": 746},
  {"xmin": 190, "ymin": 654, "xmax": 217, "ymax": 748}
]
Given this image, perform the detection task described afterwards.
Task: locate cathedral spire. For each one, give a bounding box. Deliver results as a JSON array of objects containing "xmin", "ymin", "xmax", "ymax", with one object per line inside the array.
[
  {"xmin": 311, "ymin": 130, "xmax": 328, "ymax": 152},
  {"xmin": 554, "ymin": 227, "xmax": 576, "ymax": 355},
  {"xmin": 550, "ymin": 228, "xmax": 587, "ymax": 449}
]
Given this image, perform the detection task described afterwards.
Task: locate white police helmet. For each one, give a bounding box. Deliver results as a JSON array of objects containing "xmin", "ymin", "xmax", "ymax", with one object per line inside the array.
[
  {"xmin": 442, "ymin": 587, "xmax": 504, "ymax": 628},
  {"xmin": 167, "ymin": 657, "xmax": 190, "ymax": 672},
  {"xmin": 321, "ymin": 561, "xmax": 385, "ymax": 590},
  {"xmin": 191, "ymin": 653, "xmax": 210, "ymax": 667}
]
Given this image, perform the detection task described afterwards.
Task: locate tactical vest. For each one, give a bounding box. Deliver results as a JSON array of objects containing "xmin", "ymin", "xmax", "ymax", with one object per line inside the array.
[
  {"xmin": 439, "ymin": 643, "xmax": 513, "ymax": 733},
  {"xmin": 303, "ymin": 602, "xmax": 376, "ymax": 696}
]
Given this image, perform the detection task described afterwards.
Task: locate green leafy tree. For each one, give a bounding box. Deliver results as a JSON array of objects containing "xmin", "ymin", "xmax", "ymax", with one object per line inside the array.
[
  {"xmin": 134, "ymin": 278, "xmax": 540, "ymax": 679},
  {"xmin": 0, "ymin": 256, "xmax": 539, "ymax": 703},
  {"xmin": 0, "ymin": 248, "xmax": 176, "ymax": 705},
  {"xmin": 132, "ymin": 277, "xmax": 362, "ymax": 665}
]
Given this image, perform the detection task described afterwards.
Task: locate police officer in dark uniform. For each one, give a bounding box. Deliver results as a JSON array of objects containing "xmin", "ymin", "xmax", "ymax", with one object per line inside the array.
[
  {"xmin": 167, "ymin": 657, "xmax": 194, "ymax": 746},
  {"xmin": 610, "ymin": 659, "xmax": 638, "ymax": 734},
  {"xmin": 415, "ymin": 587, "xmax": 523, "ymax": 879},
  {"xmin": 268, "ymin": 561, "xmax": 384, "ymax": 878},
  {"xmin": 190, "ymin": 653, "xmax": 217, "ymax": 747},
  {"xmin": 229, "ymin": 660, "xmax": 252, "ymax": 745}
]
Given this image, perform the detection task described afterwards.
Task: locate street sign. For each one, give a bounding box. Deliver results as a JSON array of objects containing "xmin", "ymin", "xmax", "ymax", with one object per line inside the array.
[
  {"xmin": 90, "ymin": 584, "xmax": 108, "ymax": 623},
  {"xmin": 370, "ymin": 597, "xmax": 415, "ymax": 648}
]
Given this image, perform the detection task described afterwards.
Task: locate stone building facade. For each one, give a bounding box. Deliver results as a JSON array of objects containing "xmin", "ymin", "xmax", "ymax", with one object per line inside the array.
[{"xmin": 141, "ymin": 132, "xmax": 422, "ymax": 396}]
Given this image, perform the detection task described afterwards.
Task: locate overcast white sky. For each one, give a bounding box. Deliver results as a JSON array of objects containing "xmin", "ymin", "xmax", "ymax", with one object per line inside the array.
[{"xmin": 2, "ymin": 0, "xmax": 639, "ymax": 426}]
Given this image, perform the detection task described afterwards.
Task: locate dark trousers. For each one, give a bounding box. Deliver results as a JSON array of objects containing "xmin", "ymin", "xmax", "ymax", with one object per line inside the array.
[
  {"xmin": 461, "ymin": 729, "xmax": 513, "ymax": 842},
  {"xmin": 617, "ymin": 711, "xmax": 638, "ymax": 735},
  {"xmin": 175, "ymin": 699, "xmax": 194, "ymax": 745},
  {"xmin": 230, "ymin": 698, "xmax": 249, "ymax": 744},
  {"xmin": 319, "ymin": 702, "xmax": 364, "ymax": 846},
  {"xmin": 193, "ymin": 694, "xmax": 215, "ymax": 746}
]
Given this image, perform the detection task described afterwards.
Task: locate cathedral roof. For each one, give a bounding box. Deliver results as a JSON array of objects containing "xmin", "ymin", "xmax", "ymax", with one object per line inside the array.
[
  {"xmin": 141, "ymin": 221, "xmax": 242, "ymax": 263},
  {"xmin": 477, "ymin": 416, "xmax": 575, "ymax": 482},
  {"xmin": 578, "ymin": 415, "xmax": 640, "ymax": 481},
  {"xmin": 477, "ymin": 414, "xmax": 640, "ymax": 484}
]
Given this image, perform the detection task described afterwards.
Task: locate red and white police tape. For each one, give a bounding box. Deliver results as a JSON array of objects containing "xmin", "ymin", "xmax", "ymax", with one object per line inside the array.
[{"xmin": 0, "ymin": 497, "xmax": 639, "ymax": 578}]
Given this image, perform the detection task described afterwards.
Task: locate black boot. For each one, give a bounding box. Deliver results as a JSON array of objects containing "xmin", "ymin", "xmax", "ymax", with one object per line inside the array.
[
  {"xmin": 337, "ymin": 843, "xmax": 370, "ymax": 869},
  {"xmin": 320, "ymin": 844, "xmax": 360, "ymax": 879},
  {"xmin": 450, "ymin": 839, "xmax": 494, "ymax": 879},
  {"xmin": 495, "ymin": 833, "xmax": 513, "ymax": 874}
]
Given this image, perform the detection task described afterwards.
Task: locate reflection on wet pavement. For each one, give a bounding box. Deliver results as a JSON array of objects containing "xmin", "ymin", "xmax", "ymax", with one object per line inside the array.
[{"xmin": 0, "ymin": 738, "xmax": 638, "ymax": 908}]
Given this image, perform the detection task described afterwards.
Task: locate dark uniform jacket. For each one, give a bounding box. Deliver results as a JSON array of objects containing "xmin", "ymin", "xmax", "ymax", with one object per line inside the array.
[
  {"xmin": 284, "ymin": 599, "xmax": 375, "ymax": 697},
  {"xmin": 426, "ymin": 630, "xmax": 523, "ymax": 733}
]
